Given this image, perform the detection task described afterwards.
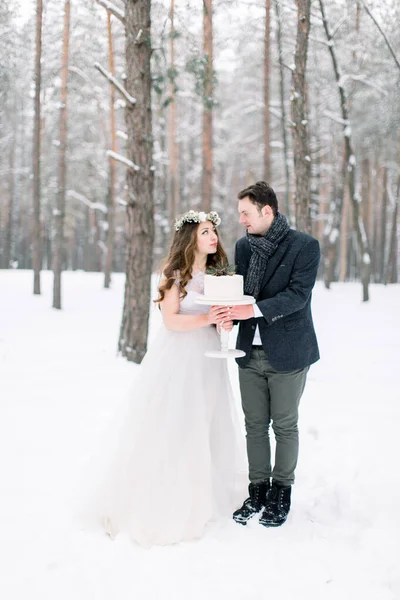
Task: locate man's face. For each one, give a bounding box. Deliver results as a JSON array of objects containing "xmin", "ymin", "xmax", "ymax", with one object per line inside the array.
[{"xmin": 238, "ymin": 197, "xmax": 274, "ymax": 236}]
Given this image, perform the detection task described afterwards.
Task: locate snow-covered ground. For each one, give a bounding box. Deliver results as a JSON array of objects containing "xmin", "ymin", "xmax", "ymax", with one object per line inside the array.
[{"xmin": 1, "ymin": 270, "xmax": 399, "ymax": 600}]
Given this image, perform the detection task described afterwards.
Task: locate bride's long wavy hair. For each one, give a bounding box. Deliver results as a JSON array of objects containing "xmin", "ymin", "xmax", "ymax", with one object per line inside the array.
[{"xmin": 154, "ymin": 221, "xmax": 228, "ymax": 304}]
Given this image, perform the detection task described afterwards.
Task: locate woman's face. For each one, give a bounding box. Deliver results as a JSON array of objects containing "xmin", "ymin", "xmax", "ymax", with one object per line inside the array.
[{"xmin": 196, "ymin": 221, "xmax": 218, "ymax": 255}]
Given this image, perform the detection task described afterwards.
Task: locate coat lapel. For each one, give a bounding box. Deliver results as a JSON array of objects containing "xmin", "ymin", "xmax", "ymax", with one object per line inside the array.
[{"xmin": 257, "ymin": 233, "xmax": 291, "ymax": 296}]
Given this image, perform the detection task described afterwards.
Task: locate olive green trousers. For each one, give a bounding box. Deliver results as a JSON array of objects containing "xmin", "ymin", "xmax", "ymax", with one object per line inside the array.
[{"xmin": 238, "ymin": 348, "xmax": 309, "ymax": 487}]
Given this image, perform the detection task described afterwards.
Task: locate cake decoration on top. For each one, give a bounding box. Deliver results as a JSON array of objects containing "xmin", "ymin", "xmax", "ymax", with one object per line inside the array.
[{"xmin": 205, "ymin": 263, "xmax": 236, "ymax": 277}]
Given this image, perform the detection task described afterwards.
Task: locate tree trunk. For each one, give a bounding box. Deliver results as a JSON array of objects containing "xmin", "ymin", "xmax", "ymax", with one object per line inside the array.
[
  {"xmin": 118, "ymin": 0, "xmax": 155, "ymax": 364},
  {"xmin": 310, "ymin": 52, "xmax": 322, "ymax": 240},
  {"xmin": 361, "ymin": 155, "xmax": 372, "ymax": 242},
  {"xmin": 104, "ymin": 10, "xmax": 117, "ymax": 289},
  {"xmin": 168, "ymin": 0, "xmax": 179, "ymax": 220},
  {"xmin": 202, "ymin": 0, "xmax": 213, "ymax": 212},
  {"xmin": 154, "ymin": 92, "xmax": 169, "ymax": 261},
  {"xmin": 263, "ymin": 0, "xmax": 271, "ymax": 182},
  {"xmin": 319, "ymin": 0, "xmax": 371, "ymax": 301},
  {"xmin": 385, "ymin": 174, "xmax": 399, "ymax": 284},
  {"xmin": 53, "ymin": 0, "xmax": 71, "ymax": 309},
  {"xmin": 379, "ymin": 166, "xmax": 388, "ymax": 282},
  {"xmin": 339, "ymin": 184, "xmax": 350, "ymax": 282},
  {"xmin": 2, "ymin": 130, "xmax": 16, "ymax": 269},
  {"xmin": 274, "ymin": 0, "xmax": 290, "ymax": 218},
  {"xmin": 371, "ymin": 154, "xmax": 380, "ymax": 281},
  {"xmin": 353, "ymin": 1, "xmax": 361, "ymax": 61},
  {"xmin": 32, "ymin": 0, "xmax": 43, "ymax": 293},
  {"xmin": 291, "ymin": 0, "xmax": 312, "ymax": 234},
  {"xmin": 324, "ymin": 146, "xmax": 346, "ymax": 288}
]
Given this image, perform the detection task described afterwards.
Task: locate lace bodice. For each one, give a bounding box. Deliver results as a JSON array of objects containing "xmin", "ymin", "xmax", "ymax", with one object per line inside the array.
[{"xmin": 176, "ymin": 271, "xmax": 209, "ymax": 315}]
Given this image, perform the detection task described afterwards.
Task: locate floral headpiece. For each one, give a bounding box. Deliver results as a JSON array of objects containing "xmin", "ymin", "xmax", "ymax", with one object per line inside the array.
[{"xmin": 174, "ymin": 210, "xmax": 221, "ymax": 232}]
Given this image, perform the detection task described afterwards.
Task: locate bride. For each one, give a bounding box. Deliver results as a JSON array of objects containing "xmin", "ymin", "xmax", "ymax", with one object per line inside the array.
[{"xmin": 80, "ymin": 210, "xmax": 244, "ymax": 546}]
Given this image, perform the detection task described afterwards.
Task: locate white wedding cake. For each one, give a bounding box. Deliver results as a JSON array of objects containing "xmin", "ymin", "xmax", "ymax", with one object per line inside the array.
[{"xmin": 204, "ymin": 274, "xmax": 244, "ymax": 300}]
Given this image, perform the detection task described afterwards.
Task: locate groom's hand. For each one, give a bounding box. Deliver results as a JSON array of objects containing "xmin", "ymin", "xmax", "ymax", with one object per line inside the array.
[
  {"xmin": 220, "ymin": 305, "xmax": 255, "ymax": 320},
  {"xmin": 217, "ymin": 320, "xmax": 233, "ymax": 334}
]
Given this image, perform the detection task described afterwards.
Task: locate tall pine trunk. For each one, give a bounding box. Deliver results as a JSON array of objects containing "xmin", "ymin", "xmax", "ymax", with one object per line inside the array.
[
  {"xmin": 291, "ymin": 0, "xmax": 312, "ymax": 234},
  {"xmin": 118, "ymin": 0, "xmax": 155, "ymax": 364},
  {"xmin": 319, "ymin": 0, "xmax": 371, "ymax": 301},
  {"xmin": 274, "ymin": 0, "xmax": 290, "ymax": 218},
  {"xmin": 202, "ymin": 0, "xmax": 213, "ymax": 212},
  {"xmin": 32, "ymin": 0, "xmax": 43, "ymax": 293},
  {"xmin": 361, "ymin": 155, "xmax": 372, "ymax": 243},
  {"xmin": 53, "ymin": 0, "xmax": 71, "ymax": 309},
  {"xmin": 385, "ymin": 174, "xmax": 399, "ymax": 284},
  {"xmin": 324, "ymin": 145, "xmax": 346, "ymax": 288},
  {"xmin": 263, "ymin": 0, "xmax": 271, "ymax": 182},
  {"xmin": 2, "ymin": 129, "xmax": 16, "ymax": 269},
  {"xmin": 168, "ymin": 0, "xmax": 179, "ymax": 220},
  {"xmin": 379, "ymin": 167, "xmax": 388, "ymax": 282},
  {"xmin": 104, "ymin": 10, "xmax": 117, "ymax": 289}
]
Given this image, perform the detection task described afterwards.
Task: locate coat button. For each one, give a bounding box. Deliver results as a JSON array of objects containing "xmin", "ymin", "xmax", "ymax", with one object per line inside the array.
[{"xmin": 251, "ymin": 325, "xmax": 255, "ymax": 330}]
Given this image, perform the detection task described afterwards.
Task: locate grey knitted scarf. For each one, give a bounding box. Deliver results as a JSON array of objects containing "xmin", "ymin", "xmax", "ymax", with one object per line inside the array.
[{"xmin": 244, "ymin": 212, "xmax": 290, "ymax": 298}]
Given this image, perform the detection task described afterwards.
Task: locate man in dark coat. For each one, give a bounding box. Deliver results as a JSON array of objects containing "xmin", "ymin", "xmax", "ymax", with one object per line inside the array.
[{"xmin": 220, "ymin": 181, "xmax": 320, "ymax": 527}]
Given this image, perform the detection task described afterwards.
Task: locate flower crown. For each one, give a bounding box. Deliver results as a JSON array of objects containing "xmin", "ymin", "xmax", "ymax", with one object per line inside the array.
[{"xmin": 174, "ymin": 210, "xmax": 221, "ymax": 232}]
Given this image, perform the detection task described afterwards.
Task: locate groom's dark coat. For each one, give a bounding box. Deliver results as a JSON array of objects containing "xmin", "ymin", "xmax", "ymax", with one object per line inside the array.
[{"xmin": 235, "ymin": 229, "xmax": 320, "ymax": 371}]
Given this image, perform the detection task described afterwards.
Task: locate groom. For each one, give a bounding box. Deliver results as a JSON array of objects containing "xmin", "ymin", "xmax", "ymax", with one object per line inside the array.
[{"xmin": 221, "ymin": 181, "xmax": 320, "ymax": 527}]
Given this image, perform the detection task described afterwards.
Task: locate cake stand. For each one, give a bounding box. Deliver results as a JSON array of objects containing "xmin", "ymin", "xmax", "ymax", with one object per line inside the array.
[{"xmin": 196, "ymin": 296, "xmax": 255, "ymax": 358}]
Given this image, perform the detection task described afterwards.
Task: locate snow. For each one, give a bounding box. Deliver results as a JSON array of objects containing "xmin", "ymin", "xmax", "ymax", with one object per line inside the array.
[
  {"xmin": 363, "ymin": 253, "xmax": 371, "ymax": 265},
  {"xmin": 328, "ymin": 227, "xmax": 339, "ymax": 244},
  {"xmin": 358, "ymin": 218, "xmax": 369, "ymax": 247},
  {"xmin": 96, "ymin": 0, "xmax": 125, "ymax": 22},
  {"xmin": 116, "ymin": 130, "xmax": 128, "ymax": 141},
  {"xmin": 1, "ymin": 270, "xmax": 400, "ymax": 600},
  {"xmin": 94, "ymin": 62, "xmax": 136, "ymax": 107},
  {"xmin": 106, "ymin": 150, "xmax": 140, "ymax": 172},
  {"xmin": 67, "ymin": 190, "xmax": 108, "ymax": 214}
]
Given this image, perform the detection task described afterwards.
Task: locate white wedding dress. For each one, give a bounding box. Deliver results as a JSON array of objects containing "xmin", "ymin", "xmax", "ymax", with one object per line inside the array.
[{"xmin": 79, "ymin": 272, "xmax": 245, "ymax": 547}]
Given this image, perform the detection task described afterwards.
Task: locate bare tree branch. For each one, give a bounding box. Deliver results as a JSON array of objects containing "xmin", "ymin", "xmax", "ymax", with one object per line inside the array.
[
  {"xmin": 330, "ymin": 15, "xmax": 348, "ymax": 38},
  {"xmin": 106, "ymin": 150, "xmax": 140, "ymax": 172},
  {"xmin": 340, "ymin": 74, "xmax": 388, "ymax": 96},
  {"xmin": 67, "ymin": 189, "xmax": 108, "ymax": 213},
  {"xmin": 361, "ymin": 1, "xmax": 400, "ymax": 72},
  {"xmin": 94, "ymin": 61, "xmax": 137, "ymax": 106},
  {"xmin": 323, "ymin": 109, "xmax": 349, "ymax": 126},
  {"xmin": 95, "ymin": 0, "xmax": 125, "ymax": 25}
]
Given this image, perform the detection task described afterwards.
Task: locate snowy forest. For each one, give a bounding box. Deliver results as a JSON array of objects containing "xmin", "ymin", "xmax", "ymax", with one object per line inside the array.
[
  {"xmin": 1, "ymin": 0, "xmax": 399, "ymax": 351},
  {"xmin": 1, "ymin": 2, "xmax": 400, "ymax": 596}
]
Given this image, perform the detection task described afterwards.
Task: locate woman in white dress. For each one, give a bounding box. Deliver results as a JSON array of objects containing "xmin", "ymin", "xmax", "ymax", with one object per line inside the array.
[{"xmin": 82, "ymin": 210, "xmax": 244, "ymax": 547}]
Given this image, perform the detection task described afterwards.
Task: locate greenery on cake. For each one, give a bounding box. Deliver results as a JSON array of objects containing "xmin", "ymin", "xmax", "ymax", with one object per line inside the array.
[{"xmin": 205, "ymin": 263, "xmax": 236, "ymax": 276}]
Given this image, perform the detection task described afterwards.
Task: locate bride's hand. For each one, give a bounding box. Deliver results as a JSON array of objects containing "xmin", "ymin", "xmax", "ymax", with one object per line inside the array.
[{"xmin": 206, "ymin": 305, "xmax": 226, "ymax": 326}]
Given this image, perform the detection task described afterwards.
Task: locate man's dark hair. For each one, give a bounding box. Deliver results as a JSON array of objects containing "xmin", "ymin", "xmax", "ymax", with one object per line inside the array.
[{"xmin": 237, "ymin": 181, "xmax": 278, "ymax": 216}]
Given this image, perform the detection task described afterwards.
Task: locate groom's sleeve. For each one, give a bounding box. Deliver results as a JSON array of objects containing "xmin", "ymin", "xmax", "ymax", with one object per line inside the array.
[
  {"xmin": 232, "ymin": 242, "xmax": 242, "ymax": 325},
  {"xmin": 234, "ymin": 242, "xmax": 239, "ymax": 274},
  {"xmin": 253, "ymin": 304, "xmax": 263, "ymax": 318},
  {"xmin": 256, "ymin": 237, "xmax": 320, "ymax": 325}
]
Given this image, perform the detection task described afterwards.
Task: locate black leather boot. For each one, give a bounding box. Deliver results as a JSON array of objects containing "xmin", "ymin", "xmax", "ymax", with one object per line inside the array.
[
  {"xmin": 233, "ymin": 480, "xmax": 270, "ymax": 525},
  {"xmin": 259, "ymin": 480, "xmax": 291, "ymax": 527}
]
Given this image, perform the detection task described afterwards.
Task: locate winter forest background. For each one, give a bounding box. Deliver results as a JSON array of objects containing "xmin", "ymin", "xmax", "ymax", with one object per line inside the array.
[
  {"xmin": 0, "ymin": 0, "xmax": 399, "ymax": 361},
  {"xmin": 1, "ymin": 2, "xmax": 400, "ymax": 596}
]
